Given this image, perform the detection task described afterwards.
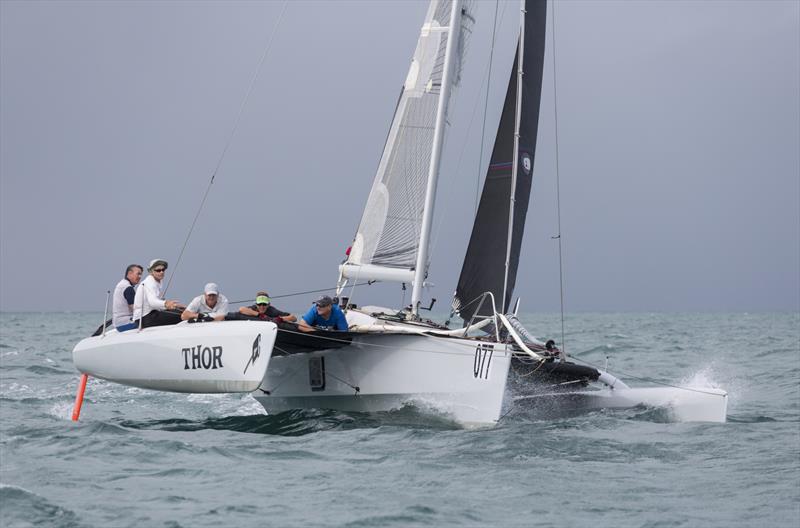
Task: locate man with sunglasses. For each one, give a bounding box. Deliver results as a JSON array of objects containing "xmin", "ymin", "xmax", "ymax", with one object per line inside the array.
[
  {"xmin": 238, "ymin": 291, "xmax": 296, "ymax": 323},
  {"xmin": 130, "ymin": 259, "xmax": 185, "ymax": 330}
]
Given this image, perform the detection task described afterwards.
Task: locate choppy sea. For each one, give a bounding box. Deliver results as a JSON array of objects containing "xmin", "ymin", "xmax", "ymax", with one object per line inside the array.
[{"xmin": 1, "ymin": 312, "xmax": 798, "ymax": 527}]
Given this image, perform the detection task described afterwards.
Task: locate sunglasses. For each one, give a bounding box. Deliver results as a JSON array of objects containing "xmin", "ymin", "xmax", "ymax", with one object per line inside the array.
[
  {"xmin": 257, "ymin": 303, "xmax": 269, "ymax": 307},
  {"xmin": 152, "ymin": 268, "xmax": 165, "ymax": 273}
]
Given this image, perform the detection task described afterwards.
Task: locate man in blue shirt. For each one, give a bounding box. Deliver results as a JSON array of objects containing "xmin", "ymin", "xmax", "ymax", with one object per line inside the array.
[{"xmin": 298, "ymin": 296, "xmax": 349, "ymax": 332}]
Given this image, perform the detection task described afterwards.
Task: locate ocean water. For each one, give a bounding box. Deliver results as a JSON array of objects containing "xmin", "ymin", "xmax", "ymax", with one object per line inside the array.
[{"xmin": 1, "ymin": 312, "xmax": 798, "ymax": 528}]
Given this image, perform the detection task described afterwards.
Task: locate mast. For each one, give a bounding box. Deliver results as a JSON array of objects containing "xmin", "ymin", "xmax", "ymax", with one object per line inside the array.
[
  {"xmin": 411, "ymin": 0, "xmax": 463, "ymax": 315},
  {"xmin": 502, "ymin": 0, "xmax": 526, "ymax": 311}
]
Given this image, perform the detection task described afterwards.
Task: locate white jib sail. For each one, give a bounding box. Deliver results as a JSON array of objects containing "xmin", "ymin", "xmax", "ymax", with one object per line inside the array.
[{"xmin": 341, "ymin": 0, "xmax": 466, "ymax": 286}]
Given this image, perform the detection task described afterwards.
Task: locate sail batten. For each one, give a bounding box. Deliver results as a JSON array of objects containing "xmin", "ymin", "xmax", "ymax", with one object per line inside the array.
[{"xmin": 454, "ymin": 0, "xmax": 547, "ymax": 322}]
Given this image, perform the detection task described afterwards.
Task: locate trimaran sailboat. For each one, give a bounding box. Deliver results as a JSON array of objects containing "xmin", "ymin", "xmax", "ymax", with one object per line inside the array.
[{"xmin": 72, "ymin": 0, "xmax": 728, "ymax": 425}]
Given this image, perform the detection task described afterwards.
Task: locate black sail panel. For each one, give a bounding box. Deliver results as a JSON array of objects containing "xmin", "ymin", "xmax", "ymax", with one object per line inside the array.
[
  {"xmin": 454, "ymin": 0, "xmax": 547, "ymax": 321},
  {"xmin": 454, "ymin": 56, "xmax": 519, "ymax": 319}
]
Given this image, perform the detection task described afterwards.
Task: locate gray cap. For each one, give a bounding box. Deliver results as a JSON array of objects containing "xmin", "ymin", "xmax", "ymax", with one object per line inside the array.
[{"xmin": 315, "ymin": 295, "xmax": 333, "ymax": 307}]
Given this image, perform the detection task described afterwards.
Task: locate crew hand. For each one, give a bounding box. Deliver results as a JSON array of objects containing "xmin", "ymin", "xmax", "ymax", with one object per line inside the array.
[{"xmin": 273, "ymin": 316, "xmax": 283, "ymax": 324}]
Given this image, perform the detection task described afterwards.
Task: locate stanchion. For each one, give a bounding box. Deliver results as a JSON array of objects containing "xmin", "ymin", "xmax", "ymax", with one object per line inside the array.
[{"xmin": 71, "ymin": 374, "xmax": 89, "ymax": 421}]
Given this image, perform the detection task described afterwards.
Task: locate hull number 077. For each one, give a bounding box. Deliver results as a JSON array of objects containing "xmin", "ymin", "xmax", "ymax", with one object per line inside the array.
[{"xmin": 473, "ymin": 344, "xmax": 494, "ymax": 380}]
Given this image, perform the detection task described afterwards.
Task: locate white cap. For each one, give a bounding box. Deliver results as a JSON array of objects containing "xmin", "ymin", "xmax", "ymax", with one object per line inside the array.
[
  {"xmin": 204, "ymin": 282, "xmax": 219, "ymax": 295},
  {"xmin": 148, "ymin": 258, "xmax": 168, "ymax": 271}
]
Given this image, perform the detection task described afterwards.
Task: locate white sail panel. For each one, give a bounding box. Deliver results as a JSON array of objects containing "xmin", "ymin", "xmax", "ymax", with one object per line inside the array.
[{"xmin": 346, "ymin": 0, "xmax": 455, "ymax": 275}]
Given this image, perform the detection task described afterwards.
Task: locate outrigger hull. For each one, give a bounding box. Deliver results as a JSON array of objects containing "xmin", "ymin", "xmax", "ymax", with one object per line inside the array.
[
  {"xmin": 513, "ymin": 386, "xmax": 728, "ymax": 422},
  {"xmin": 509, "ymin": 357, "xmax": 728, "ymax": 422},
  {"xmin": 72, "ymin": 321, "xmax": 277, "ymax": 393}
]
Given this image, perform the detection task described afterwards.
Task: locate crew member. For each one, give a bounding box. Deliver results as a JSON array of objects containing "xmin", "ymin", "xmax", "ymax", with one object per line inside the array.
[
  {"xmin": 237, "ymin": 291, "xmax": 296, "ymax": 323},
  {"xmin": 182, "ymin": 283, "xmax": 229, "ymax": 322},
  {"xmin": 113, "ymin": 264, "xmax": 143, "ymax": 331},
  {"xmin": 298, "ymin": 295, "xmax": 348, "ymax": 332},
  {"xmin": 131, "ymin": 259, "xmax": 184, "ymax": 329}
]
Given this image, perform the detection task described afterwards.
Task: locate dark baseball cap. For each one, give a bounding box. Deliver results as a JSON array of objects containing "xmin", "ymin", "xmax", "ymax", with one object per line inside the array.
[{"xmin": 316, "ymin": 295, "xmax": 333, "ymax": 307}]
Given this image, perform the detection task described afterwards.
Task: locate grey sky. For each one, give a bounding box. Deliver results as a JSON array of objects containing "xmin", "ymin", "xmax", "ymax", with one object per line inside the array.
[{"xmin": 1, "ymin": 0, "xmax": 798, "ymax": 314}]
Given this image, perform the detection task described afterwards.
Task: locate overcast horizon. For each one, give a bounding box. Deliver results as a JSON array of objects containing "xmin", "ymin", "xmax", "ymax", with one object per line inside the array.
[{"xmin": 1, "ymin": 0, "xmax": 798, "ymax": 315}]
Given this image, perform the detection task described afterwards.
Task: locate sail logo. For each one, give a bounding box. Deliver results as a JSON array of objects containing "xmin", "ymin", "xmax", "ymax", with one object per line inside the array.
[
  {"xmin": 182, "ymin": 345, "xmax": 223, "ymax": 370},
  {"xmin": 521, "ymin": 152, "xmax": 532, "ymax": 175},
  {"xmin": 243, "ymin": 334, "xmax": 261, "ymax": 375}
]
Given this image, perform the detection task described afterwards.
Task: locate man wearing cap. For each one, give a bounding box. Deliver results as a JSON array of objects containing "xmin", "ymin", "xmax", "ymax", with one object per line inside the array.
[
  {"xmin": 238, "ymin": 291, "xmax": 296, "ymax": 323},
  {"xmin": 113, "ymin": 264, "xmax": 143, "ymax": 331},
  {"xmin": 298, "ymin": 295, "xmax": 349, "ymax": 332},
  {"xmin": 131, "ymin": 259, "xmax": 185, "ymax": 329},
  {"xmin": 181, "ymin": 283, "xmax": 230, "ymax": 322}
]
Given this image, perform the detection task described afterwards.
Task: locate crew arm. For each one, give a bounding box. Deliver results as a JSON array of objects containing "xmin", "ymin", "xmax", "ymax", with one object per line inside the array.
[
  {"xmin": 212, "ymin": 299, "xmax": 229, "ymax": 320},
  {"xmin": 181, "ymin": 308, "xmax": 198, "ymax": 321},
  {"xmin": 239, "ymin": 306, "xmax": 259, "ymax": 316},
  {"xmin": 297, "ymin": 318, "xmax": 315, "ymax": 332},
  {"xmin": 298, "ymin": 307, "xmax": 317, "ymax": 332},
  {"xmin": 144, "ymin": 283, "xmax": 167, "ymax": 311},
  {"xmin": 124, "ymin": 286, "xmax": 135, "ymax": 310},
  {"xmin": 181, "ymin": 299, "xmax": 201, "ymax": 320},
  {"xmin": 266, "ymin": 306, "xmax": 295, "ymax": 322}
]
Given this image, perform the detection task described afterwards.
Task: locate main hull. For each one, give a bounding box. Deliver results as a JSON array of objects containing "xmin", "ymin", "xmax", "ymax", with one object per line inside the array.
[
  {"xmin": 255, "ymin": 332, "xmax": 512, "ymax": 425},
  {"xmin": 254, "ymin": 323, "xmax": 727, "ymax": 424}
]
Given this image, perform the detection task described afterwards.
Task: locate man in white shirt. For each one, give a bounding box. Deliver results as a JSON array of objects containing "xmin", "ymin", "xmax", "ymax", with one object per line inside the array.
[
  {"xmin": 132, "ymin": 259, "xmax": 184, "ymax": 329},
  {"xmin": 181, "ymin": 283, "xmax": 229, "ymax": 322},
  {"xmin": 113, "ymin": 264, "xmax": 143, "ymax": 331}
]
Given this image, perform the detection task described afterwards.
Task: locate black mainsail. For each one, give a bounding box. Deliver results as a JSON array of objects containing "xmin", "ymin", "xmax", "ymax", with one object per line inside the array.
[{"xmin": 453, "ymin": 0, "xmax": 547, "ymax": 322}]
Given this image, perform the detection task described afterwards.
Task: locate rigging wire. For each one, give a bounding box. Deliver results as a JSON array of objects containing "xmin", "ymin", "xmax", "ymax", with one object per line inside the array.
[
  {"xmin": 227, "ymin": 280, "xmax": 376, "ymax": 305},
  {"xmin": 475, "ymin": 0, "xmax": 501, "ymax": 214},
  {"xmin": 549, "ymin": 0, "xmax": 567, "ymax": 358},
  {"xmin": 164, "ymin": 0, "xmax": 289, "ymax": 295}
]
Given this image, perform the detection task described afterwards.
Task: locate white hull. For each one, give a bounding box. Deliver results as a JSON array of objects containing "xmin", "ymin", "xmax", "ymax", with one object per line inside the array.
[
  {"xmin": 254, "ymin": 308, "xmax": 727, "ymax": 425},
  {"xmin": 73, "ymin": 321, "xmax": 276, "ymax": 393},
  {"xmin": 255, "ymin": 333, "xmax": 512, "ymax": 426}
]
